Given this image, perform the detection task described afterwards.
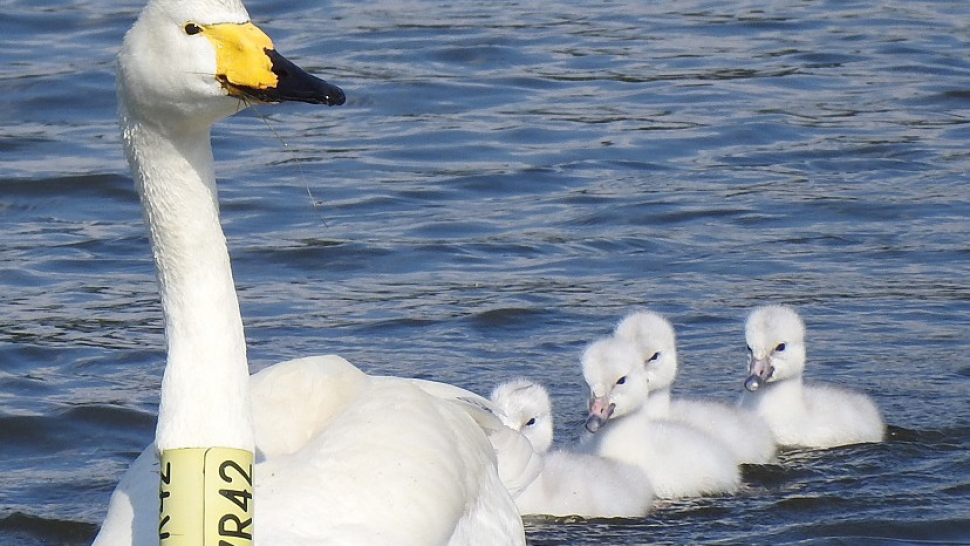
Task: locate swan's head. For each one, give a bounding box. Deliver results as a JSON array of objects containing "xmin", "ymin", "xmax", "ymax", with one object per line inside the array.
[
  {"xmin": 744, "ymin": 305, "xmax": 807, "ymax": 391},
  {"xmin": 489, "ymin": 379, "xmax": 554, "ymax": 453},
  {"xmin": 581, "ymin": 337, "xmax": 649, "ymax": 433},
  {"xmin": 613, "ymin": 310, "xmax": 678, "ymax": 392},
  {"xmin": 118, "ymin": 0, "xmax": 345, "ymax": 131}
]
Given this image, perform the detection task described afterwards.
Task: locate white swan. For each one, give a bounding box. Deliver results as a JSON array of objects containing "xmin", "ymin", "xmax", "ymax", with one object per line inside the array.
[
  {"xmin": 613, "ymin": 310, "xmax": 777, "ymax": 464},
  {"xmin": 580, "ymin": 337, "xmax": 741, "ymax": 499},
  {"xmin": 490, "ymin": 379, "xmax": 653, "ymax": 518},
  {"xmin": 739, "ymin": 305, "xmax": 886, "ymax": 450},
  {"xmin": 92, "ymin": 1, "xmax": 534, "ymax": 544}
]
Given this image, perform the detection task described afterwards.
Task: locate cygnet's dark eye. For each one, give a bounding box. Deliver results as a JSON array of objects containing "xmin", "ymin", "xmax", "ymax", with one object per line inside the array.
[
  {"xmin": 616, "ymin": 376, "xmax": 627, "ymax": 385},
  {"xmin": 647, "ymin": 352, "xmax": 660, "ymax": 362},
  {"xmin": 184, "ymin": 22, "xmax": 203, "ymax": 35},
  {"xmin": 775, "ymin": 342, "xmax": 787, "ymax": 352},
  {"xmin": 525, "ymin": 418, "xmax": 536, "ymax": 427}
]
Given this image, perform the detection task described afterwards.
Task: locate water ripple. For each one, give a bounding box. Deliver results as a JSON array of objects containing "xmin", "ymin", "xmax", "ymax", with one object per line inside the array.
[{"xmin": 2, "ymin": 0, "xmax": 969, "ymax": 544}]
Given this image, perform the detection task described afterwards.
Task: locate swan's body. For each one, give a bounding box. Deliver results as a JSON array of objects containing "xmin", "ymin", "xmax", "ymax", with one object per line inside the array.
[
  {"xmin": 99, "ymin": 357, "xmax": 532, "ymax": 546},
  {"xmin": 490, "ymin": 379, "xmax": 653, "ymax": 518},
  {"xmin": 740, "ymin": 305, "xmax": 885, "ymax": 450},
  {"xmin": 94, "ymin": 1, "xmax": 531, "ymax": 544},
  {"xmin": 614, "ymin": 310, "xmax": 777, "ymax": 464},
  {"xmin": 581, "ymin": 338, "xmax": 741, "ymax": 498}
]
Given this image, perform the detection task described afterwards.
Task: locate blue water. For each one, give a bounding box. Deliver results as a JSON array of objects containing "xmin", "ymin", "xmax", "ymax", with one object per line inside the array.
[{"xmin": 2, "ymin": 0, "xmax": 969, "ymax": 544}]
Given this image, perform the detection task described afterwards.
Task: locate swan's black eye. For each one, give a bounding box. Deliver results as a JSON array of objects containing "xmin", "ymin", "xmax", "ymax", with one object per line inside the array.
[
  {"xmin": 775, "ymin": 343, "xmax": 787, "ymax": 352},
  {"xmin": 184, "ymin": 22, "xmax": 203, "ymax": 35},
  {"xmin": 616, "ymin": 376, "xmax": 626, "ymax": 385},
  {"xmin": 525, "ymin": 418, "xmax": 536, "ymax": 427},
  {"xmin": 746, "ymin": 345, "xmax": 753, "ymax": 354},
  {"xmin": 647, "ymin": 352, "xmax": 660, "ymax": 362}
]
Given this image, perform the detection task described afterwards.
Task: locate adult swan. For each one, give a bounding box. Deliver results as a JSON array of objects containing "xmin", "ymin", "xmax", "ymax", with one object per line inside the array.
[{"xmin": 92, "ymin": 0, "xmax": 536, "ymax": 544}]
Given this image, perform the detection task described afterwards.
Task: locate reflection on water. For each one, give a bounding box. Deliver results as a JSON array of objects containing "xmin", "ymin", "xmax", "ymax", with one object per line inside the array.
[{"xmin": 1, "ymin": 0, "xmax": 968, "ymax": 544}]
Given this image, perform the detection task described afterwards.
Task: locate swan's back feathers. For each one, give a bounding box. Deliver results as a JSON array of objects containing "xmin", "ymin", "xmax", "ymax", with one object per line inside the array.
[
  {"xmin": 250, "ymin": 355, "xmax": 368, "ymax": 457},
  {"xmin": 392, "ymin": 377, "xmax": 503, "ymax": 429},
  {"xmin": 393, "ymin": 377, "xmax": 543, "ymax": 498},
  {"xmin": 256, "ymin": 379, "xmax": 519, "ymax": 545},
  {"xmin": 253, "ymin": 360, "xmax": 531, "ymax": 543},
  {"xmin": 250, "ymin": 356, "xmax": 542, "ymax": 496}
]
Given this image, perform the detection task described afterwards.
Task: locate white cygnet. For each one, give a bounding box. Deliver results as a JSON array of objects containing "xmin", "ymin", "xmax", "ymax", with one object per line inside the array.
[
  {"xmin": 740, "ymin": 305, "xmax": 886, "ymax": 449},
  {"xmin": 614, "ymin": 310, "xmax": 777, "ymax": 464},
  {"xmin": 490, "ymin": 379, "xmax": 653, "ymax": 518},
  {"xmin": 580, "ymin": 338, "xmax": 741, "ymax": 499}
]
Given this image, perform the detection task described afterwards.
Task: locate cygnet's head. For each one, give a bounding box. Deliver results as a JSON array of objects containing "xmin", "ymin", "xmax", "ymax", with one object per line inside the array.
[
  {"xmin": 613, "ymin": 310, "xmax": 678, "ymax": 392},
  {"xmin": 581, "ymin": 336, "xmax": 649, "ymax": 433},
  {"xmin": 490, "ymin": 379, "xmax": 554, "ymax": 453},
  {"xmin": 117, "ymin": 0, "xmax": 344, "ymax": 131},
  {"xmin": 744, "ymin": 305, "xmax": 807, "ymax": 391}
]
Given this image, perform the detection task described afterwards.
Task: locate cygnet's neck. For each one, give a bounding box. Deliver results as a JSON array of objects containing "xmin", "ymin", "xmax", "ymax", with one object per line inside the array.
[
  {"xmin": 741, "ymin": 374, "xmax": 805, "ymax": 416},
  {"xmin": 121, "ymin": 105, "xmax": 254, "ymax": 453},
  {"xmin": 616, "ymin": 398, "xmax": 655, "ymax": 430},
  {"xmin": 645, "ymin": 387, "xmax": 671, "ymax": 418}
]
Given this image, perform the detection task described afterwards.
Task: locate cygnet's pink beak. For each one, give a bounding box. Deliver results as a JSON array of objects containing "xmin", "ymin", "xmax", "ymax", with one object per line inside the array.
[
  {"xmin": 744, "ymin": 356, "xmax": 774, "ymax": 392},
  {"xmin": 585, "ymin": 396, "xmax": 615, "ymax": 433}
]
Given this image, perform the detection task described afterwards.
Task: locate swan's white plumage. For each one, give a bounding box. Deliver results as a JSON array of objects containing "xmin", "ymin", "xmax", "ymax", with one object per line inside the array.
[
  {"xmin": 251, "ymin": 361, "xmax": 516, "ymax": 545},
  {"xmin": 613, "ymin": 310, "xmax": 777, "ymax": 464},
  {"xmin": 98, "ymin": 357, "xmax": 526, "ymax": 546},
  {"xmin": 580, "ymin": 337, "xmax": 741, "ymax": 499},
  {"xmin": 490, "ymin": 379, "xmax": 653, "ymax": 518},
  {"xmin": 739, "ymin": 305, "xmax": 886, "ymax": 450},
  {"xmin": 94, "ymin": 0, "xmax": 529, "ymax": 543}
]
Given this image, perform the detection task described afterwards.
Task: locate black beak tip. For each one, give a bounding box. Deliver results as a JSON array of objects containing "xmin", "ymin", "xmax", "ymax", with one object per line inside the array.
[
  {"xmin": 263, "ymin": 48, "xmax": 346, "ymax": 106},
  {"xmin": 319, "ymin": 83, "xmax": 346, "ymax": 106}
]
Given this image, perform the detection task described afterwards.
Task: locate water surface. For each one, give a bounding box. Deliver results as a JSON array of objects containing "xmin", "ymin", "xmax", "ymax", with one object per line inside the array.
[{"xmin": 1, "ymin": 0, "xmax": 969, "ymax": 544}]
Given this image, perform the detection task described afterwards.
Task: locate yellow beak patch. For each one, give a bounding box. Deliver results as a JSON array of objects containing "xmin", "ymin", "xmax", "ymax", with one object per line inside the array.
[{"xmin": 201, "ymin": 22, "xmax": 278, "ymax": 92}]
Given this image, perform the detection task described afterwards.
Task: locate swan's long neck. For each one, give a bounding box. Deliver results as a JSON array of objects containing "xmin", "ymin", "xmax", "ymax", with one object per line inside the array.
[{"xmin": 121, "ymin": 106, "xmax": 254, "ymax": 453}]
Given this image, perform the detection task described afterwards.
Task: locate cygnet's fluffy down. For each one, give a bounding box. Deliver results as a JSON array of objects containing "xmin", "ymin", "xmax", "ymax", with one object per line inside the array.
[
  {"xmin": 580, "ymin": 338, "xmax": 741, "ymax": 499},
  {"xmin": 614, "ymin": 310, "xmax": 777, "ymax": 464},
  {"xmin": 490, "ymin": 379, "xmax": 653, "ymax": 518},
  {"xmin": 740, "ymin": 305, "xmax": 886, "ymax": 449}
]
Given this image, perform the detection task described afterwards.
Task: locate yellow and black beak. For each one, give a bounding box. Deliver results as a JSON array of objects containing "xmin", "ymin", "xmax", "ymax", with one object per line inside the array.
[
  {"xmin": 227, "ymin": 48, "xmax": 345, "ymax": 105},
  {"xmin": 198, "ymin": 21, "xmax": 345, "ymax": 106}
]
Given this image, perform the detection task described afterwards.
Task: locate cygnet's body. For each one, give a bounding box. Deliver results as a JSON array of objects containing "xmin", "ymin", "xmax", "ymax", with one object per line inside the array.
[
  {"xmin": 740, "ymin": 305, "xmax": 886, "ymax": 449},
  {"xmin": 581, "ymin": 338, "xmax": 741, "ymax": 499},
  {"xmin": 614, "ymin": 310, "xmax": 777, "ymax": 464},
  {"xmin": 490, "ymin": 379, "xmax": 653, "ymax": 518}
]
